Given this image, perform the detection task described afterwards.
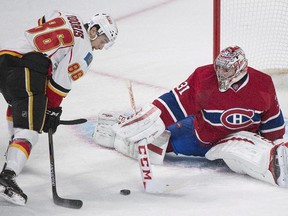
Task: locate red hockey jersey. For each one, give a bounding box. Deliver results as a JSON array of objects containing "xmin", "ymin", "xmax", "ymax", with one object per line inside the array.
[{"xmin": 153, "ymin": 64, "xmax": 285, "ymax": 145}]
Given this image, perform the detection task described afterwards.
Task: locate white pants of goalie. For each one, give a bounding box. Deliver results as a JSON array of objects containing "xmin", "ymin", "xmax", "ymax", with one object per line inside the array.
[{"xmin": 206, "ymin": 131, "xmax": 288, "ymax": 187}]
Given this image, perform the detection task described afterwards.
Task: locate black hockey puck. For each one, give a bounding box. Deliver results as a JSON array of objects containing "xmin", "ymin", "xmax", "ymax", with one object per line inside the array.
[{"xmin": 120, "ymin": 189, "xmax": 131, "ymax": 195}]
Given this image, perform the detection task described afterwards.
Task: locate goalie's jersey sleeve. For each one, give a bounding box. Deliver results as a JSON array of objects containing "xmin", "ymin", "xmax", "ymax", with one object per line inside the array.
[
  {"xmin": 25, "ymin": 10, "xmax": 93, "ymax": 108},
  {"xmin": 152, "ymin": 64, "xmax": 285, "ymax": 144}
]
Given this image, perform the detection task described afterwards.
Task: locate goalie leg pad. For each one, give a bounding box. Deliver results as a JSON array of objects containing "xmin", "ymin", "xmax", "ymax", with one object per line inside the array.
[
  {"xmin": 205, "ymin": 131, "xmax": 277, "ymax": 186},
  {"xmin": 94, "ymin": 108, "xmax": 166, "ymax": 149},
  {"xmin": 114, "ymin": 130, "xmax": 170, "ymax": 165},
  {"xmin": 94, "ymin": 105, "xmax": 168, "ymax": 164},
  {"xmin": 273, "ymin": 141, "xmax": 288, "ymax": 187}
]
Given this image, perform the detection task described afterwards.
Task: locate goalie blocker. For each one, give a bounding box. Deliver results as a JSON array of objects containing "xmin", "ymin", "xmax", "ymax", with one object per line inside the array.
[{"xmin": 93, "ymin": 104, "xmax": 170, "ymax": 165}]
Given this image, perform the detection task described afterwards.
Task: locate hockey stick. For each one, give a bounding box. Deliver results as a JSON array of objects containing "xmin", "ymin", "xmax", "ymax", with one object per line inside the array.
[
  {"xmin": 60, "ymin": 118, "xmax": 87, "ymax": 125},
  {"xmin": 48, "ymin": 118, "xmax": 86, "ymax": 209},
  {"xmin": 127, "ymin": 81, "xmax": 154, "ymax": 191}
]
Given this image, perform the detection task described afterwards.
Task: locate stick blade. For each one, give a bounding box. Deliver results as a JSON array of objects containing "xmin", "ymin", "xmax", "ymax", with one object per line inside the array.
[{"xmin": 53, "ymin": 195, "xmax": 83, "ymax": 209}]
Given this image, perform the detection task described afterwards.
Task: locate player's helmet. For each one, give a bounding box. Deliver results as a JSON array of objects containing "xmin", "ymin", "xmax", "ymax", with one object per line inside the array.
[
  {"xmin": 87, "ymin": 13, "xmax": 118, "ymax": 49},
  {"xmin": 214, "ymin": 46, "xmax": 248, "ymax": 92}
]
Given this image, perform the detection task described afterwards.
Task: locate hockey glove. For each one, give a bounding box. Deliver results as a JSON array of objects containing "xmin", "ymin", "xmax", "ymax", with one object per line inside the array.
[
  {"xmin": 112, "ymin": 104, "xmax": 165, "ymax": 144},
  {"xmin": 43, "ymin": 107, "xmax": 62, "ymax": 134}
]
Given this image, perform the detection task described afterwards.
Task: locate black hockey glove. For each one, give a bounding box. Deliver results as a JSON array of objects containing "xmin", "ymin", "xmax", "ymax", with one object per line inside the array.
[{"xmin": 43, "ymin": 107, "xmax": 62, "ymax": 134}]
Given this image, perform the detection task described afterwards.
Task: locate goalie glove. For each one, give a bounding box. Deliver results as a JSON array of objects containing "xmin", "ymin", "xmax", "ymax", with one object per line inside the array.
[
  {"xmin": 93, "ymin": 111, "xmax": 121, "ymax": 148},
  {"xmin": 93, "ymin": 110, "xmax": 133, "ymax": 148},
  {"xmin": 93, "ymin": 105, "xmax": 169, "ymax": 164},
  {"xmin": 112, "ymin": 104, "xmax": 165, "ymax": 145}
]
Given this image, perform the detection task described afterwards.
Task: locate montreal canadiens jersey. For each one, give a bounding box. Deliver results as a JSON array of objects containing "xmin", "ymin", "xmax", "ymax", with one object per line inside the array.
[
  {"xmin": 153, "ymin": 64, "xmax": 285, "ymax": 145},
  {"xmin": 0, "ymin": 11, "xmax": 93, "ymax": 108}
]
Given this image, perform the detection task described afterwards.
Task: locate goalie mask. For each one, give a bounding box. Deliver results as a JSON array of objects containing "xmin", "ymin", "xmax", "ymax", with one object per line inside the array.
[
  {"xmin": 214, "ymin": 46, "xmax": 248, "ymax": 92},
  {"xmin": 87, "ymin": 13, "xmax": 118, "ymax": 49}
]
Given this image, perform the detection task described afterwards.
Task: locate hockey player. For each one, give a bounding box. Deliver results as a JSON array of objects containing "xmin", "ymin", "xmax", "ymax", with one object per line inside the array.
[
  {"xmin": 94, "ymin": 46, "xmax": 288, "ymax": 188},
  {"xmin": 0, "ymin": 11, "xmax": 118, "ymax": 205}
]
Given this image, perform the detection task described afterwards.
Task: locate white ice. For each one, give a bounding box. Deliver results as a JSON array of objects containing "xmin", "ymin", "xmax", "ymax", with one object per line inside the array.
[{"xmin": 1, "ymin": 1, "xmax": 288, "ymax": 216}]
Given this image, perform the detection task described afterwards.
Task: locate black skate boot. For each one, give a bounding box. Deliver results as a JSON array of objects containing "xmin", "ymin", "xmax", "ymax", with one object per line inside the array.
[{"xmin": 0, "ymin": 169, "xmax": 27, "ymax": 205}]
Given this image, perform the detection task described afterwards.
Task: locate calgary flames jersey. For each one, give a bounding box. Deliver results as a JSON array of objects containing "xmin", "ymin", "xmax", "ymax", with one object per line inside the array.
[{"xmin": 0, "ymin": 10, "xmax": 93, "ymax": 108}]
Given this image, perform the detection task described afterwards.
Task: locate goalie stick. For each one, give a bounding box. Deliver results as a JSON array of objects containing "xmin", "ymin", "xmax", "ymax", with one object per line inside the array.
[
  {"xmin": 127, "ymin": 81, "xmax": 155, "ymax": 191},
  {"xmin": 48, "ymin": 118, "xmax": 87, "ymax": 209}
]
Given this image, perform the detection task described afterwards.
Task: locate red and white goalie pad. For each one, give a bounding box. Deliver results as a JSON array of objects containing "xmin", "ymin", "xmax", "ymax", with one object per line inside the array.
[
  {"xmin": 93, "ymin": 104, "xmax": 169, "ymax": 165},
  {"xmin": 206, "ymin": 131, "xmax": 288, "ymax": 187},
  {"xmin": 114, "ymin": 130, "xmax": 170, "ymax": 165},
  {"xmin": 112, "ymin": 104, "xmax": 165, "ymax": 144}
]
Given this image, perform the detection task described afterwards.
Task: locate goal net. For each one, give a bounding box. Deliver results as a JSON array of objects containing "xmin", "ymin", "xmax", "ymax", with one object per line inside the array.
[{"xmin": 214, "ymin": 0, "xmax": 288, "ymax": 74}]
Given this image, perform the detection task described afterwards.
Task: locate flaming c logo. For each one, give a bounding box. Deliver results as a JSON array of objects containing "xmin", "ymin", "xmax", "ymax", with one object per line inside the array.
[{"xmin": 220, "ymin": 108, "xmax": 254, "ymax": 130}]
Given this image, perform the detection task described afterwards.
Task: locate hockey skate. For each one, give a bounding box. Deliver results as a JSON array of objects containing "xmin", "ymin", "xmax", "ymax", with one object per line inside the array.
[
  {"xmin": 273, "ymin": 143, "xmax": 288, "ymax": 187},
  {"xmin": 0, "ymin": 169, "xmax": 27, "ymax": 205}
]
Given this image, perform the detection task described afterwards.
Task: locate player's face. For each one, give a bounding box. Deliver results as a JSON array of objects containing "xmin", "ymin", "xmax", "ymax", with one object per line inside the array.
[
  {"xmin": 216, "ymin": 66, "xmax": 236, "ymax": 79},
  {"xmin": 91, "ymin": 34, "xmax": 110, "ymax": 50}
]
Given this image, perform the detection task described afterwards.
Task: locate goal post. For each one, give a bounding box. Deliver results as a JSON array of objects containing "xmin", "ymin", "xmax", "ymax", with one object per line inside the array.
[
  {"xmin": 213, "ymin": 0, "xmax": 221, "ymax": 62},
  {"xmin": 213, "ymin": 0, "xmax": 288, "ymax": 74}
]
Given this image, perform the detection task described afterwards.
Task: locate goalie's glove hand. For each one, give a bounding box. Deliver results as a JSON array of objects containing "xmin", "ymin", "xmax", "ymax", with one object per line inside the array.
[
  {"xmin": 43, "ymin": 107, "xmax": 62, "ymax": 134},
  {"xmin": 112, "ymin": 104, "xmax": 165, "ymax": 144}
]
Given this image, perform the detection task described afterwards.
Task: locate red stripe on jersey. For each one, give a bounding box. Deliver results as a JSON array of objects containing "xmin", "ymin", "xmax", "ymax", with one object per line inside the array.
[
  {"xmin": 46, "ymin": 86, "xmax": 64, "ymax": 108},
  {"xmin": 6, "ymin": 106, "xmax": 13, "ymax": 122},
  {"xmin": 152, "ymin": 100, "xmax": 175, "ymax": 127}
]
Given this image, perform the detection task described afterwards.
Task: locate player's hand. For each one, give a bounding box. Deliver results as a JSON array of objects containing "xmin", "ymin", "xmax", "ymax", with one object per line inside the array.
[{"xmin": 43, "ymin": 107, "xmax": 62, "ymax": 134}]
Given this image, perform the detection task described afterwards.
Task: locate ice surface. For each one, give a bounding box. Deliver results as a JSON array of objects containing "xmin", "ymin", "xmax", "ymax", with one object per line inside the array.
[{"xmin": 0, "ymin": 1, "xmax": 288, "ymax": 215}]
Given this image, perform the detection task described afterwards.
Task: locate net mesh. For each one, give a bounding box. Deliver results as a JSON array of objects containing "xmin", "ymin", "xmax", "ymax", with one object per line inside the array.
[{"xmin": 220, "ymin": 0, "xmax": 288, "ymax": 73}]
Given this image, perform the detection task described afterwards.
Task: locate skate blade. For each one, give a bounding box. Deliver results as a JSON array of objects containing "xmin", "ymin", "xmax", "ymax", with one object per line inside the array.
[{"xmin": 0, "ymin": 184, "xmax": 26, "ymax": 206}]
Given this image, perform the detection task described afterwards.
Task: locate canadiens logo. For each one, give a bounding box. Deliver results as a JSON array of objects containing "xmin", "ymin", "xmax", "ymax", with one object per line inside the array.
[{"xmin": 220, "ymin": 108, "xmax": 255, "ymax": 130}]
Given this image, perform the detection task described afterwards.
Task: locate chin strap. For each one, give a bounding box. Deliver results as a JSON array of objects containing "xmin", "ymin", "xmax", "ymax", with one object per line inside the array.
[
  {"xmin": 88, "ymin": 28, "xmax": 100, "ymax": 41},
  {"xmin": 89, "ymin": 34, "xmax": 98, "ymax": 41}
]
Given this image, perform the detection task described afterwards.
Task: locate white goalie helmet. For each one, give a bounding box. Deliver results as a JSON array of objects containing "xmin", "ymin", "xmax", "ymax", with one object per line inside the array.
[
  {"xmin": 214, "ymin": 46, "xmax": 248, "ymax": 92},
  {"xmin": 87, "ymin": 13, "xmax": 118, "ymax": 48}
]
